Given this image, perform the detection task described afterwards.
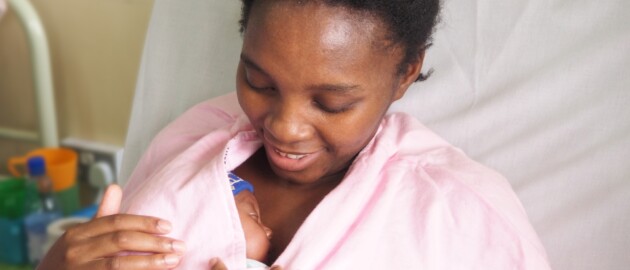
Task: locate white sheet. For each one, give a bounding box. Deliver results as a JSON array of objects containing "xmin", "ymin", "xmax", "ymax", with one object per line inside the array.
[{"xmin": 122, "ymin": 0, "xmax": 630, "ymax": 269}]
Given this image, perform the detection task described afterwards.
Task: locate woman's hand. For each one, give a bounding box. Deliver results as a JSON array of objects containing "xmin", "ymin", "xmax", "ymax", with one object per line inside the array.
[{"xmin": 37, "ymin": 185, "xmax": 186, "ymax": 270}]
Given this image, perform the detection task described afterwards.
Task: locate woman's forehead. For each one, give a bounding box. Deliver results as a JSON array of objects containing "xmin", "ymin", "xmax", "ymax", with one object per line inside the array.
[
  {"xmin": 242, "ymin": 1, "xmax": 402, "ymax": 82},
  {"xmin": 246, "ymin": 1, "xmax": 388, "ymax": 50}
]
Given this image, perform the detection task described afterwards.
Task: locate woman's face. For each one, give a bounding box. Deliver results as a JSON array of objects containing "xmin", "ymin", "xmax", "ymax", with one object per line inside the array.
[{"xmin": 237, "ymin": 2, "xmax": 422, "ymax": 185}]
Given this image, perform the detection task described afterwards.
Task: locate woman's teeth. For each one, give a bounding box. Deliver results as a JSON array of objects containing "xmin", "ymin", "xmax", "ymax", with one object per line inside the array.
[{"xmin": 276, "ymin": 150, "xmax": 307, "ymax": 160}]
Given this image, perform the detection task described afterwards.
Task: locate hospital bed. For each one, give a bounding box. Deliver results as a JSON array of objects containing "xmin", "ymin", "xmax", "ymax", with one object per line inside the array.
[{"xmin": 120, "ymin": 1, "xmax": 630, "ymax": 269}]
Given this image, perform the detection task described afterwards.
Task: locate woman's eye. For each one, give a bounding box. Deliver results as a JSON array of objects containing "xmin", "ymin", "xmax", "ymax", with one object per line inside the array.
[
  {"xmin": 244, "ymin": 74, "xmax": 275, "ymax": 92},
  {"xmin": 248, "ymin": 213, "xmax": 260, "ymax": 220},
  {"xmin": 313, "ymin": 100, "xmax": 351, "ymax": 114},
  {"xmin": 246, "ymin": 80, "xmax": 274, "ymax": 91}
]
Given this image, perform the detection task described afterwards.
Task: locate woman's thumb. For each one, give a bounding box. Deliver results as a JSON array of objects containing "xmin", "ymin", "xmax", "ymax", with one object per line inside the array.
[{"xmin": 95, "ymin": 184, "xmax": 122, "ymax": 218}]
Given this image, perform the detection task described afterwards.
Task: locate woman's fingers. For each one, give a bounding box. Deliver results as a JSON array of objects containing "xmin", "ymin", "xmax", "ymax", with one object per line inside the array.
[
  {"xmin": 96, "ymin": 184, "xmax": 123, "ymax": 218},
  {"xmin": 37, "ymin": 184, "xmax": 186, "ymax": 270},
  {"xmin": 55, "ymin": 216, "xmax": 180, "ymax": 267},
  {"xmin": 65, "ymin": 214, "xmax": 172, "ymax": 240},
  {"xmin": 75, "ymin": 231, "xmax": 186, "ymax": 260},
  {"xmin": 79, "ymin": 253, "xmax": 184, "ymax": 270},
  {"xmin": 42, "ymin": 225, "xmax": 185, "ymax": 269}
]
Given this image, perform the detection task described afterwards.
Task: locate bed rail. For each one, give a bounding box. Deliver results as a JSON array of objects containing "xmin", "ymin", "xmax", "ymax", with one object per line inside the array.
[{"xmin": 0, "ymin": 0, "xmax": 58, "ymax": 147}]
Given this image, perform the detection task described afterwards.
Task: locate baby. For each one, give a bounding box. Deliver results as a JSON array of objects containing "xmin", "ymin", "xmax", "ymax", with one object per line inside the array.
[{"xmin": 229, "ymin": 172, "xmax": 273, "ymax": 269}]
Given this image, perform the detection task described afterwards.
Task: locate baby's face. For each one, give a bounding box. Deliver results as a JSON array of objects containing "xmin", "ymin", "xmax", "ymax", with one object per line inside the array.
[{"xmin": 234, "ymin": 190, "xmax": 272, "ymax": 262}]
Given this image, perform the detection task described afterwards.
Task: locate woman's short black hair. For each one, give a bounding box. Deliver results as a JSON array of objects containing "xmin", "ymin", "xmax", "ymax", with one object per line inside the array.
[{"xmin": 239, "ymin": 0, "xmax": 441, "ymax": 82}]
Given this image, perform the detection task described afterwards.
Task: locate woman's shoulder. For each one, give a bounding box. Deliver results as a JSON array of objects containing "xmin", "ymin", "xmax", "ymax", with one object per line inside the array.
[
  {"xmin": 376, "ymin": 113, "xmax": 548, "ymax": 261},
  {"xmin": 123, "ymin": 92, "xmax": 251, "ymax": 198},
  {"xmin": 149, "ymin": 92, "xmax": 248, "ymax": 158},
  {"xmin": 377, "ymin": 113, "xmax": 504, "ymax": 185},
  {"xmin": 379, "ymin": 112, "xmax": 527, "ymax": 221},
  {"xmin": 394, "ymin": 154, "xmax": 549, "ymax": 268},
  {"xmin": 162, "ymin": 92, "xmax": 243, "ymax": 136}
]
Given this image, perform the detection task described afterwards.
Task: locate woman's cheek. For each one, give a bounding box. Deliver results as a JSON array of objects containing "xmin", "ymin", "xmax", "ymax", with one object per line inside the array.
[{"xmin": 240, "ymin": 93, "xmax": 268, "ymax": 127}]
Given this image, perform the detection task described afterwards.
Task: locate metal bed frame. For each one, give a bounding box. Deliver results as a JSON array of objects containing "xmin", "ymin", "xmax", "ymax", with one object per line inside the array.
[{"xmin": 0, "ymin": 0, "xmax": 58, "ymax": 147}]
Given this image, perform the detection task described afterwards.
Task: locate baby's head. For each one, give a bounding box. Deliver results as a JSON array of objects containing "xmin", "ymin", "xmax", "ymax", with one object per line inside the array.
[{"xmin": 231, "ymin": 173, "xmax": 272, "ymax": 262}]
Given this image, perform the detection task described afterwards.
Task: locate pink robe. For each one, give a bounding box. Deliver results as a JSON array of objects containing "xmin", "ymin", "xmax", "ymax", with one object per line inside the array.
[{"xmin": 122, "ymin": 92, "xmax": 551, "ymax": 269}]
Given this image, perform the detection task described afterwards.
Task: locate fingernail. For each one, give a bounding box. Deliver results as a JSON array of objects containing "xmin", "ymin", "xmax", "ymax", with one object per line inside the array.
[
  {"xmin": 164, "ymin": 254, "xmax": 181, "ymax": 266},
  {"xmin": 172, "ymin": 241, "xmax": 186, "ymax": 253},
  {"xmin": 157, "ymin": 220, "xmax": 172, "ymax": 232}
]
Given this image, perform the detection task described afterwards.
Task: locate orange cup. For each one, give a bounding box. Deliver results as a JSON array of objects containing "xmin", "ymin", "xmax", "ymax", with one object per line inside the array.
[{"xmin": 8, "ymin": 148, "xmax": 78, "ymax": 192}]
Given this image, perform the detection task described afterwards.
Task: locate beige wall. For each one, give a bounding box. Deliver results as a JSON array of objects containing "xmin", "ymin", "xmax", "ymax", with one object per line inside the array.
[{"xmin": 0, "ymin": 0, "xmax": 154, "ymax": 175}]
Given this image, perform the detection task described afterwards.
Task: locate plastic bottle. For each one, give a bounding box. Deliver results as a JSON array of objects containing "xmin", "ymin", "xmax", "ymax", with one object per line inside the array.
[{"xmin": 23, "ymin": 156, "xmax": 62, "ymax": 266}]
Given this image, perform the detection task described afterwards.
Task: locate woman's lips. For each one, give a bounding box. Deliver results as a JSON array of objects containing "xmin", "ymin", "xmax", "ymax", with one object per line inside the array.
[
  {"xmin": 274, "ymin": 149, "xmax": 308, "ymax": 160},
  {"xmin": 265, "ymin": 145, "xmax": 320, "ymax": 172}
]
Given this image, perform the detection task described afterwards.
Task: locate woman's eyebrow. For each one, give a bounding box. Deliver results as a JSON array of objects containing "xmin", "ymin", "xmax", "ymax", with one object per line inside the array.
[
  {"xmin": 240, "ymin": 54, "xmax": 270, "ymax": 77},
  {"xmin": 240, "ymin": 53, "xmax": 359, "ymax": 93},
  {"xmin": 307, "ymin": 83, "xmax": 360, "ymax": 93}
]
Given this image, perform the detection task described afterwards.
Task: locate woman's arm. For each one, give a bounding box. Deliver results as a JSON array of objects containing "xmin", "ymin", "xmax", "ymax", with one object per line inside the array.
[{"xmin": 38, "ymin": 185, "xmax": 186, "ymax": 270}]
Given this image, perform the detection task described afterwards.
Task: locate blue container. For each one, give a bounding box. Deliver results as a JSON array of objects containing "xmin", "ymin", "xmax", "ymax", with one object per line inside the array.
[
  {"xmin": 23, "ymin": 212, "xmax": 61, "ymax": 265},
  {"xmin": 0, "ymin": 217, "xmax": 28, "ymax": 264},
  {"xmin": 0, "ymin": 178, "xmax": 30, "ymax": 265}
]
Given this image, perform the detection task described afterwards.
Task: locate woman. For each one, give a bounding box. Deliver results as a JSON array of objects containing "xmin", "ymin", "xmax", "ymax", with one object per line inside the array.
[{"xmin": 40, "ymin": 0, "xmax": 551, "ymax": 269}]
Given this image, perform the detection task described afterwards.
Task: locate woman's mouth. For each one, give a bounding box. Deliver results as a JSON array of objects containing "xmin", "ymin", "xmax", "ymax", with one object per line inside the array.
[
  {"xmin": 265, "ymin": 145, "xmax": 320, "ymax": 172},
  {"xmin": 274, "ymin": 149, "xmax": 308, "ymax": 160}
]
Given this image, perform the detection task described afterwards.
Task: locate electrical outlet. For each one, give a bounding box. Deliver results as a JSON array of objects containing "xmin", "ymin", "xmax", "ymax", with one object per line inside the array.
[{"xmin": 60, "ymin": 137, "xmax": 124, "ymax": 186}]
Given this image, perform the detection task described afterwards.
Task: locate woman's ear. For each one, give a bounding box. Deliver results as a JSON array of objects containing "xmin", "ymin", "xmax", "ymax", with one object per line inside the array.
[{"xmin": 393, "ymin": 51, "xmax": 425, "ymax": 101}]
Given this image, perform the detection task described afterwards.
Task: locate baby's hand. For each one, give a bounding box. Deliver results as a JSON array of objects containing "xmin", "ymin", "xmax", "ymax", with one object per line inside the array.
[{"xmin": 209, "ymin": 258, "xmax": 228, "ymax": 270}]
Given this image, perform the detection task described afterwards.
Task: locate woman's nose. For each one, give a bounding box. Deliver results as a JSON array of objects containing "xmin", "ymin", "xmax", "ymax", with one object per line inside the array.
[{"xmin": 264, "ymin": 100, "xmax": 313, "ymax": 143}]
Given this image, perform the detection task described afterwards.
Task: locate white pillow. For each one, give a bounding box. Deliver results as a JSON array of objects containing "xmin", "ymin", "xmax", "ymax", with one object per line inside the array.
[{"xmin": 390, "ymin": 1, "xmax": 630, "ymax": 269}]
